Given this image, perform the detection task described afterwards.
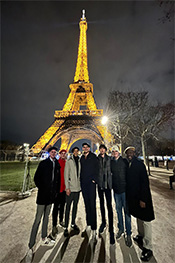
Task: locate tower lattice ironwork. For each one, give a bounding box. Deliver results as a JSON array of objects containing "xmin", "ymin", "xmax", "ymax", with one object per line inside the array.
[{"xmin": 31, "ymin": 10, "xmax": 113, "ymax": 154}]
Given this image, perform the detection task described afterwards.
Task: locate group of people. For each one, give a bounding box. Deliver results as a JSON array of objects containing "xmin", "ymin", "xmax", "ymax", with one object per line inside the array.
[{"xmin": 25, "ymin": 142, "xmax": 155, "ymax": 263}]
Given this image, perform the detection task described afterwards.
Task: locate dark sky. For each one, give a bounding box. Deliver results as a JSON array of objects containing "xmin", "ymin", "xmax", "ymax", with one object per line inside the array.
[{"xmin": 1, "ymin": 0, "xmax": 174, "ymax": 146}]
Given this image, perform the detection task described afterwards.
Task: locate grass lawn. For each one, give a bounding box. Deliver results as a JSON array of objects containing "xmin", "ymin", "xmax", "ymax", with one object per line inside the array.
[{"xmin": 0, "ymin": 161, "xmax": 39, "ymax": 191}]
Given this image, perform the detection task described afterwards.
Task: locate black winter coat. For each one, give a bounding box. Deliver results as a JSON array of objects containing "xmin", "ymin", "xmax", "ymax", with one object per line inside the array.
[
  {"xmin": 111, "ymin": 156, "xmax": 127, "ymax": 194},
  {"xmin": 97, "ymin": 154, "xmax": 112, "ymax": 189},
  {"xmin": 80, "ymin": 151, "xmax": 99, "ymax": 187},
  {"xmin": 34, "ymin": 158, "xmax": 60, "ymax": 205},
  {"xmin": 126, "ymin": 157, "xmax": 155, "ymax": 222}
]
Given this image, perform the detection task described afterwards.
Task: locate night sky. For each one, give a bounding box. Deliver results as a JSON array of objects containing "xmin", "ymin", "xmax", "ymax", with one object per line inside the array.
[{"xmin": 1, "ymin": 0, "xmax": 174, "ymax": 146}]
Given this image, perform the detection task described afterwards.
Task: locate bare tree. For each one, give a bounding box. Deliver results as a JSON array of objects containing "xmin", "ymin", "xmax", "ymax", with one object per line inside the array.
[
  {"xmin": 157, "ymin": 0, "xmax": 175, "ymax": 24},
  {"xmin": 107, "ymin": 91, "xmax": 174, "ymax": 164},
  {"xmin": 130, "ymin": 101, "xmax": 174, "ymax": 165},
  {"xmin": 107, "ymin": 91, "xmax": 148, "ymax": 155}
]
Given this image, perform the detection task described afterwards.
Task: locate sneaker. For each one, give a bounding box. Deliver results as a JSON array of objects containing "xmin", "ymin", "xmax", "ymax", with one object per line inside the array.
[
  {"xmin": 140, "ymin": 248, "xmax": 153, "ymax": 261},
  {"xmin": 52, "ymin": 226, "xmax": 58, "ymax": 236},
  {"xmin": 41, "ymin": 237, "xmax": 55, "ymax": 246},
  {"xmin": 81, "ymin": 225, "xmax": 91, "ymax": 237},
  {"xmin": 99, "ymin": 223, "xmax": 106, "ymax": 234},
  {"xmin": 125, "ymin": 235, "xmax": 132, "ymax": 247},
  {"xmin": 133, "ymin": 235, "xmax": 143, "ymax": 249},
  {"xmin": 110, "ymin": 232, "xmax": 115, "ymax": 245},
  {"xmin": 59, "ymin": 221, "xmax": 65, "ymax": 228},
  {"xmin": 25, "ymin": 249, "xmax": 33, "ymax": 263},
  {"xmin": 71, "ymin": 224, "xmax": 80, "ymax": 231},
  {"xmin": 48, "ymin": 234, "xmax": 56, "ymax": 242},
  {"xmin": 116, "ymin": 230, "xmax": 124, "ymax": 239},
  {"xmin": 64, "ymin": 228, "xmax": 69, "ymax": 237}
]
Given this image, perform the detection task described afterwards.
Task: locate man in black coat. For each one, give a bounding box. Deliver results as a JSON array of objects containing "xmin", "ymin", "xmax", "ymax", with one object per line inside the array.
[
  {"xmin": 97, "ymin": 144, "xmax": 115, "ymax": 245},
  {"xmin": 125, "ymin": 146, "xmax": 155, "ymax": 262},
  {"xmin": 80, "ymin": 142, "xmax": 99, "ymax": 243},
  {"xmin": 25, "ymin": 147, "xmax": 60, "ymax": 263},
  {"xmin": 111, "ymin": 145, "xmax": 132, "ymax": 247}
]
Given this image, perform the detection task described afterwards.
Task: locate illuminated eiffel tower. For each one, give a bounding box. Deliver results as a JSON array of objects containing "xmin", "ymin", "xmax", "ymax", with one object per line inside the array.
[{"xmin": 31, "ymin": 10, "xmax": 112, "ymax": 154}]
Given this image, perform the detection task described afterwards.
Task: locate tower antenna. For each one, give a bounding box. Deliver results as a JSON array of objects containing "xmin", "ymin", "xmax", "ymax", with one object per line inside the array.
[{"xmin": 82, "ymin": 9, "xmax": 85, "ymax": 20}]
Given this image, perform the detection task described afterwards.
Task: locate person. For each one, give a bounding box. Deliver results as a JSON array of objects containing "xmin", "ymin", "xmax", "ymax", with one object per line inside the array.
[
  {"xmin": 111, "ymin": 145, "xmax": 132, "ymax": 247},
  {"xmin": 52, "ymin": 149, "xmax": 67, "ymax": 236},
  {"xmin": 97, "ymin": 144, "xmax": 115, "ymax": 245},
  {"xmin": 125, "ymin": 146, "xmax": 155, "ymax": 262},
  {"xmin": 169, "ymin": 165, "xmax": 175, "ymax": 190},
  {"xmin": 166, "ymin": 156, "xmax": 169, "ymax": 170},
  {"xmin": 25, "ymin": 147, "xmax": 60, "ymax": 263},
  {"xmin": 154, "ymin": 156, "xmax": 159, "ymax": 167},
  {"xmin": 63, "ymin": 147, "xmax": 81, "ymax": 237},
  {"xmin": 80, "ymin": 142, "xmax": 99, "ymax": 242}
]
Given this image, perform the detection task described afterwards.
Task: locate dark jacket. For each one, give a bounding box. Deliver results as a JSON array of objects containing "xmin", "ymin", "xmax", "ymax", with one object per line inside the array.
[
  {"xmin": 111, "ymin": 156, "xmax": 127, "ymax": 194},
  {"xmin": 34, "ymin": 157, "xmax": 60, "ymax": 205},
  {"xmin": 126, "ymin": 157, "xmax": 155, "ymax": 222},
  {"xmin": 97, "ymin": 153, "xmax": 112, "ymax": 189},
  {"xmin": 80, "ymin": 151, "xmax": 99, "ymax": 187}
]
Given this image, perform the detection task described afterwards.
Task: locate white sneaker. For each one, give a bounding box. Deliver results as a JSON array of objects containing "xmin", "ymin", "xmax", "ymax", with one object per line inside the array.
[
  {"xmin": 25, "ymin": 249, "xmax": 33, "ymax": 263},
  {"xmin": 86, "ymin": 225, "xmax": 91, "ymax": 231},
  {"xmin": 41, "ymin": 237, "xmax": 55, "ymax": 246}
]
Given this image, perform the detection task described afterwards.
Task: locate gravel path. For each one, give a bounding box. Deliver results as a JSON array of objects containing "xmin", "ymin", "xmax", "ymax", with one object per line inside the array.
[{"xmin": 0, "ymin": 167, "xmax": 174, "ymax": 263}]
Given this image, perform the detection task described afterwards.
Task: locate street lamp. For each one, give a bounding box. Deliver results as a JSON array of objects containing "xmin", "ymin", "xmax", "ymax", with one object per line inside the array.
[
  {"xmin": 101, "ymin": 116, "xmax": 108, "ymax": 125},
  {"xmin": 18, "ymin": 143, "xmax": 31, "ymax": 198}
]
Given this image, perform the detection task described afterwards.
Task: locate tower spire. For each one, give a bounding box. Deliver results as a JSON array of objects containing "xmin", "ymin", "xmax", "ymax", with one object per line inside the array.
[
  {"xmin": 74, "ymin": 9, "xmax": 89, "ymax": 83},
  {"xmin": 82, "ymin": 9, "xmax": 85, "ymax": 20}
]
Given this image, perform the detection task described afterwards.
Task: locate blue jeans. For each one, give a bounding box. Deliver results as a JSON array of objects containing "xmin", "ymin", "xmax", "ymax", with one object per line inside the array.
[{"xmin": 114, "ymin": 192, "xmax": 131, "ymax": 235}]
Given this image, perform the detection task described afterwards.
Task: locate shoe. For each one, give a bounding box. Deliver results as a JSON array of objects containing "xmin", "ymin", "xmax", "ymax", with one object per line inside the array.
[
  {"xmin": 116, "ymin": 230, "xmax": 124, "ymax": 239},
  {"xmin": 41, "ymin": 237, "xmax": 55, "ymax": 246},
  {"xmin": 133, "ymin": 235, "xmax": 143, "ymax": 249},
  {"xmin": 81, "ymin": 225, "xmax": 91, "ymax": 237},
  {"xmin": 60, "ymin": 221, "xmax": 65, "ymax": 228},
  {"xmin": 99, "ymin": 223, "xmax": 106, "ymax": 234},
  {"xmin": 141, "ymin": 248, "xmax": 153, "ymax": 261},
  {"xmin": 64, "ymin": 228, "xmax": 69, "ymax": 237},
  {"xmin": 125, "ymin": 235, "xmax": 132, "ymax": 247},
  {"xmin": 25, "ymin": 249, "xmax": 33, "ymax": 263},
  {"xmin": 110, "ymin": 232, "xmax": 115, "ymax": 245},
  {"xmin": 52, "ymin": 226, "xmax": 58, "ymax": 236},
  {"xmin": 48, "ymin": 234, "xmax": 56, "ymax": 242},
  {"xmin": 71, "ymin": 224, "xmax": 80, "ymax": 231}
]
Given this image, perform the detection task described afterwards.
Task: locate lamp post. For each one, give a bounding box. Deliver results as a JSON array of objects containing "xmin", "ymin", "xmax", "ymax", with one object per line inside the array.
[
  {"xmin": 101, "ymin": 116, "xmax": 108, "ymax": 145},
  {"xmin": 19, "ymin": 143, "xmax": 31, "ymax": 198}
]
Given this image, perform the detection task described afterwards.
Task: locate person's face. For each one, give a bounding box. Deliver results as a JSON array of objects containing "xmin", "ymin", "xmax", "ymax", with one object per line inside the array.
[
  {"xmin": 73, "ymin": 148, "xmax": 79, "ymax": 157},
  {"xmin": 99, "ymin": 147, "xmax": 106, "ymax": 155},
  {"xmin": 82, "ymin": 145, "xmax": 90, "ymax": 154},
  {"xmin": 60, "ymin": 152, "xmax": 67, "ymax": 160},
  {"xmin": 126, "ymin": 149, "xmax": 135, "ymax": 160},
  {"xmin": 113, "ymin": 150, "xmax": 120, "ymax": 159},
  {"xmin": 49, "ymin": 150, "xmax": 57, "ymax": 159},
  {"xmin": 111, "ymin": 151, "xmax": 115, "ymax": 157}
]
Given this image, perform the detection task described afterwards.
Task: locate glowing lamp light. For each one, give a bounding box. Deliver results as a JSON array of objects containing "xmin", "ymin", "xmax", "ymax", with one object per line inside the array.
[
  {"xmin": 23, "ymin": 143, "xmax": 30, "ymax": 148},
  {"xmin": 101, "ymin": 116, "xmax": 108, "ymax": 125}
]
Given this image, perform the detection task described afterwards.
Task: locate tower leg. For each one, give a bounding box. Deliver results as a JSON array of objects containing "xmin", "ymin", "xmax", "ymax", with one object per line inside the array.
[{"xmin": 60, "ymin": 134, "xmax": 72, "ymax": 151}]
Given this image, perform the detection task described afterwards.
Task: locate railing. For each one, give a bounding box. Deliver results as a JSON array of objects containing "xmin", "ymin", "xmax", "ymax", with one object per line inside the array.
[{"xmin": 54, "ymin": 109, "xmax": 103, "ymax": 118}]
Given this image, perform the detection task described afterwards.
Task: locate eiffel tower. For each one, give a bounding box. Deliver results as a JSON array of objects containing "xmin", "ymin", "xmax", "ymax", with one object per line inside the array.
[{"xmin": 31, "ymin": 10, "xmax": 112, "ymax": 154}]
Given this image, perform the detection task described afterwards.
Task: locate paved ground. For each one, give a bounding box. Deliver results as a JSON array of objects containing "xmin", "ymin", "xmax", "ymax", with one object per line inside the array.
[{"xmin": 0, "ymin": 167, "xmax": 174, "ymax": 263}]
